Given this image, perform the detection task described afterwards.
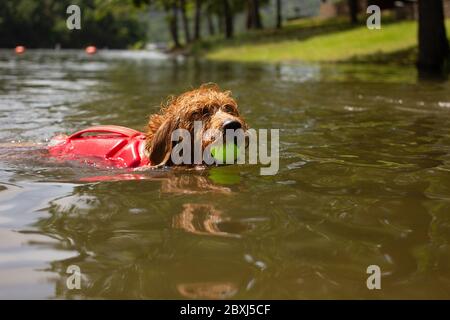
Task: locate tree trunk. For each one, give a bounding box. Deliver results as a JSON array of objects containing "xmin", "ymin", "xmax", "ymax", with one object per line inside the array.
[
  {"xmin": 179, "ymin": 0, "xmax": 191, "ymax": 43},
  {"xmin": 254, "ymin": 0, "xmax": 263, "ymax": 29},
  {"xmin": 246, "ymin": 1, "xmax": 252, "ymax": 30},
  {"xmin": 218, "ymin": 13, "xmax": 224, "ymax": 34},
  {"xmin": 276, "ymin": 0, "xmax": 282, "ymax": 29},
  {"xmin": 207, "ymin": 11, "xmax": 215, "ymax": 36},
  {"xmin": 223, "ymin": 0, "xmax": 234, "ymax": 39},
  {"xmin": 418, "ymin": 0, "xmax": 449, "ymax": 75},
  {"xmin": 246, "ymin": 0, "xmax": 263, "ymax": 30},
  {"xmin": 348, "ymin": 0, "xmax": 358, "ymax": 24},
  {"xmin": 194, "ymin": 0, "xmax": 202, "ymax": 40},
  {"xmin": 167, "ymin": 2, "xmax": 180, "ymax": 48}
]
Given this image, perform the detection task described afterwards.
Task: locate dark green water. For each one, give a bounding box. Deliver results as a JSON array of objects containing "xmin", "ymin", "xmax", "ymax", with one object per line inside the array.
[{"xmin": 1, "ymin": 50, "xmax": 450, "ymax": 299}]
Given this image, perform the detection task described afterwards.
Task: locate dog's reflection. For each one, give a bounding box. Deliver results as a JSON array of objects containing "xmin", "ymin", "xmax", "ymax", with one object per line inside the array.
[
  {"xmin": 173, "ymin": 203, "xmax": 230, "ymax": 237},
  {"xmin": 160, "ymin": 174, "xmax": 232, "ymax": 195},
  {"xmin": 83, "ymin": 172, "xmax": 248, "ymax": 239},
  {"xmin": 177, "ymin": 282, "xmax": 238, "ymax": 299},
  {"xmin": 34, "ymin": 170, "xmax": 253, "ymax": 299},
  {"xmin": 161, "ymin": 175, "xmax": 252, "ymax": 239},
  {"xmin": 160, "ymin": 174, "xmax": 249, "ymax": 298}
]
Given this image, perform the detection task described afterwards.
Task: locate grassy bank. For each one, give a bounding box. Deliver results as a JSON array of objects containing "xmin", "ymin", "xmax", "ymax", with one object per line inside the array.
[{"xmin": 198, "ymin": 18, "xmax": 450, "ymax": 65}]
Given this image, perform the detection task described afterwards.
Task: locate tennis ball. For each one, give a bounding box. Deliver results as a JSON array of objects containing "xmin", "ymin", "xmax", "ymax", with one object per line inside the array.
[{"xmin": 210, "ymin": 143, "xmax": 239, "ymax": 163}]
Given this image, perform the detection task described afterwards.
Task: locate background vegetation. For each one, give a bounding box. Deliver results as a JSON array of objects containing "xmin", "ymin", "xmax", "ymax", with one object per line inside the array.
[
  {"xmin": 0, "ymin": 0, "xmax": 147, "ymax": 48},
  {"xmin": 0, "ymin": 0, "xmax": 449, "ymax": 75}
]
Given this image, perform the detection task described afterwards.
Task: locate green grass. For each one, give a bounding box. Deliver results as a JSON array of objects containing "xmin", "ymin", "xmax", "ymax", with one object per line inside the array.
[{"xmin": 202, "ymin": 18, "xmax": 450, "ymax": 64}]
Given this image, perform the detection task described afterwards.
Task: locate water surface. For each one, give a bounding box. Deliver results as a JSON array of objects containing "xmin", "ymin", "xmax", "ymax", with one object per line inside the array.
[{"xmin": 1, "ymin": 50, "xmax": 450, "ymax": 299}]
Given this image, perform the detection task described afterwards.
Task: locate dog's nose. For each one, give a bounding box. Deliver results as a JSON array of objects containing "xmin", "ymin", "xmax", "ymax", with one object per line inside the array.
[{"xmin": 222, "ymin": 120, "xmax": 241, "ymax": 131}]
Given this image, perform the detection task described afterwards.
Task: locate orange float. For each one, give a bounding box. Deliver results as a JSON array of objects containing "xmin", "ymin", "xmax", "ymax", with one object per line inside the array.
[
  {"xmin": 15, "ymin": 46, "xmax": 25, "ymax": 54},
  {"xmin": 85, "ymin": 46, "xmax": 97, "ymax": 55}
]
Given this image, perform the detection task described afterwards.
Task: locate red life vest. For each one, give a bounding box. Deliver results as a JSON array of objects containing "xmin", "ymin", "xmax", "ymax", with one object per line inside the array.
[{"xmin": 47, "ymin": 125, "xmax": 150, "ymax": 168}]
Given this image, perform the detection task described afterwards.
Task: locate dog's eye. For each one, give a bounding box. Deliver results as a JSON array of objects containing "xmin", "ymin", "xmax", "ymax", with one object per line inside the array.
[
  {"xmin": 223, "ymin": 105, "xmax": 235, "ymax": 114},
  {"xmin": 201, "ymin": 107, "xmax": 210, "ymax": 116}
]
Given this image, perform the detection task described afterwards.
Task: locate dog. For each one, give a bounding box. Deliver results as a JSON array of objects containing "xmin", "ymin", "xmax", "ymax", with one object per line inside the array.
[
  {"xmin": 145, "ymin": 83, "xmax": 249, "ymax": 167},
  {"xmin": 46, "ymin": 83, "xmax": 248, "ymax": 169}
]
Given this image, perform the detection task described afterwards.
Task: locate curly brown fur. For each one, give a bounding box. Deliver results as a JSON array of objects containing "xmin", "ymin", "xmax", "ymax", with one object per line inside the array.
[{"xmin": 145, "ymin": 84, "xmax": 248, "ymax": 166}]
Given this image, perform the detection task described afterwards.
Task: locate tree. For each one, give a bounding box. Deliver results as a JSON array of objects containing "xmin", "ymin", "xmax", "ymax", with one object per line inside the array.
[
  {"xmin": 223, "ymin": 0, "xmax": 234, "ymax": 38},
  {"xmin": 133, "ymin": 0, "xmax": 182, "ymax": 48},
  {"xmin": 246, "ymin": 0, "xmax": 263, "ymax": 30},
  {"xmin": 179, "ymin": 0, "xmax": 191, "ymax": 43},
  {"xmin": 204, "ymin": 0, "xmax": 219, "ymax": 36},
  {"xmin": 417, "ymin": 0, "xmax": 449, "ymax": 75},
  {"xmin": 194, "ymin": 0, "xmax": 202, "ymax": 40},
  {"xmin": 0, "ymin": 0, "xmax": 147, "ymax": 49},
  {"xmin": 347, "ymin": 0, "xmax": 358, "ymax": 24},
  {"xmin": 206, "ymin": 11, "xmax": 215, "ymax": 36},
  {"xmin": 166, "ymin": 0, "xmax": 181, "ymax": 48},
  {"xmin": 275, "ymin": 0, "xmax": 282, "ymax": 29}
]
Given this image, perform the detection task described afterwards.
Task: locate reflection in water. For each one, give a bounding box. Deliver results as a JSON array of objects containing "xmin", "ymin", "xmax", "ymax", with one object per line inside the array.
[
  {"xmin": 173, "ymin": 203, "xmax": 245, "ymax": 238},
  {"xmin": 160, "ymin": 174, "xmax": 232, "ymax": 195},
  {"xmin": 23, "ymin": 173, "xmax": 255, "ymax": 299},
  {"xmin": 1, "ymin": 50, "xmax": 450, "ymax": 299},
  {"xmin": 177, "ymin": 282, "xmax": 238, "ymax": 299}
]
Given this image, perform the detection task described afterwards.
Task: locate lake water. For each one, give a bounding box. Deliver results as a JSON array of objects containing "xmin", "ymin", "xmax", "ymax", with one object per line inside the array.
[{"xmin": 1, "ymin": 50, "xmax": 450, "ymax": 299}]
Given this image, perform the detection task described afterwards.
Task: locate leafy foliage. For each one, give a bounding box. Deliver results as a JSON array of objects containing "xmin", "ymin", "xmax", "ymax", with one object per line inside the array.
[{"xmin": 0, "ymin": 0, "xmax": 147, "ymax": 48}]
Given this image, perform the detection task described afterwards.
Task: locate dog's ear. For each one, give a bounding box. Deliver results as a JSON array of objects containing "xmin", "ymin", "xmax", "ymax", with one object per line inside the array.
[{"xmin": 149, "ymin": 117, "xmax": 178, "ymax": 166}]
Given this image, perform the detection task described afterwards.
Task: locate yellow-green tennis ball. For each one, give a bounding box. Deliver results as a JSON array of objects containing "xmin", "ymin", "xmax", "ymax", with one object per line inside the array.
[{"xmin": 211, "ymin": 144, "xmax": 239, "ymax": 163}]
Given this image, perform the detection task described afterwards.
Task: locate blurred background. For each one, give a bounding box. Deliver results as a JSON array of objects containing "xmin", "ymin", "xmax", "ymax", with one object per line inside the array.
[{"xmin": 1, "ymin": 0, "xmax": 449, "ymax": 75}]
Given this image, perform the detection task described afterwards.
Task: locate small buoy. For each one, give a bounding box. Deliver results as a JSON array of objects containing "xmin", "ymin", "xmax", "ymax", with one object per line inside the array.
[
  {"xmin": 15, "ymin": 46, "xmax": 25, "ymax": 54},
  {"xmin": 85, "ymin": 46, "xmax": 97, "ymax": 55}
]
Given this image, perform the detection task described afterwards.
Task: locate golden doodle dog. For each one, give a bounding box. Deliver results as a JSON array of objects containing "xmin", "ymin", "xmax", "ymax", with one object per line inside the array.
[
  {"xmin": 47, "ymin": 83, "xmax": 249, "ymax": 169},
  {"xmin": 145, "ymin": 83, "xmax": 248, "ymax": 167}
]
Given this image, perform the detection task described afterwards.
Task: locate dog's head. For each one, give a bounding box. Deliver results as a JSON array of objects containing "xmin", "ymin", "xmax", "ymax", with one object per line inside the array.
[{"xmin": 146, "ymin": 84, "xmax": 248, "ymax": 166}]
